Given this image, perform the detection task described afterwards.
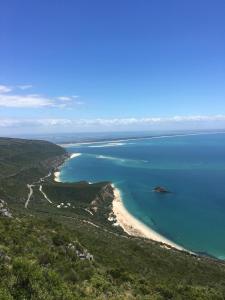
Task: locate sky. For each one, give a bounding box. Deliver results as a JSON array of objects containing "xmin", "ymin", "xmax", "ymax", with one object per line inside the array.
[{"xmin": 0, "ymin": 0, "xmax": 225, "ymax": 135}]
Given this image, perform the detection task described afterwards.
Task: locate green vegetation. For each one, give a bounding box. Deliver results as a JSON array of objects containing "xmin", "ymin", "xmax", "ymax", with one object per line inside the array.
[
  {"xmin": 0, "ymin": 137, "xmax": 225, "ymax": 299},
  {"xmin": 0, "ymin": 137, "xmax": 66, "ymax": 204}
]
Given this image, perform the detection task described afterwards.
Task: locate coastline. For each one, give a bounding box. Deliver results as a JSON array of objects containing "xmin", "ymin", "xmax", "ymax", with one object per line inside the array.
[
  {"xmin": 53, "ymin": 151, "xmax": 191, "ymax": 253},
  {"xmin": 111, "ymin": 184, "xmax": 188, "ymax": 252},
  {"xmin": 59, "ymin": 131, "xmax": 225, "ymax": 148},
  {"xmin": 54, "ymin": 171, "xmax": 61, "ymax": 182},
  {"xmin": 54, "ymin": 152, "xmax": 81, "ymax": 182}
]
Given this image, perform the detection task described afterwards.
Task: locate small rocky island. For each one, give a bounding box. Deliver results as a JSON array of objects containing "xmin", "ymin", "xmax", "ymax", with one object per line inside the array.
[{"xmin": 153, "ymin": 186, "xmax": 170, "ymax": 193}]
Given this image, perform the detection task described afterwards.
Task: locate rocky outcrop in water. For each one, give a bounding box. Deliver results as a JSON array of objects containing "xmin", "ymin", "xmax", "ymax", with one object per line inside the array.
[{"xmin": 153, "ymin": 186, "xmax": 170, "ymax": 193}]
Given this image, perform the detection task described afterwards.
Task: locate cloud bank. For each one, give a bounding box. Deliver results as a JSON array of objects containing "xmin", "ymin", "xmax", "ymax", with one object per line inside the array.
[
  {"xmin": 1, "ymin": 115, "xmax": 225, "ymax": 129},
  {"xmin": 0, "ymin": 83, "xmax": 224, "ymax": 133}
]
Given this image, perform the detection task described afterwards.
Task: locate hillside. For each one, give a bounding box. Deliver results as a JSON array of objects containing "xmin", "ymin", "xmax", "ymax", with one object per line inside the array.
[
  {"xmin": 0, "ymin": 137, "xmax": 225, "ymax": 299},
  {"xmin": 0, "ymin": 138, "xmax": 67, "ymax": 205}
]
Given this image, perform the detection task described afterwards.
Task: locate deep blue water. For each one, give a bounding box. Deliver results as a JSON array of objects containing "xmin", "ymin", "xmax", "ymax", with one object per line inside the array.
[{"xmin": 59, "ymin": 133, "xmax": 225, "ymax": 259}]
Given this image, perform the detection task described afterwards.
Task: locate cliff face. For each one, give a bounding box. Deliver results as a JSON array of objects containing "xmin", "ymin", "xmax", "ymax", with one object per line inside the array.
[
  {"xmin": 40, "ymin": 153, "xmax": 69, "ymax": 171},
  {"xmin": 90, "ymin": 183, "xmax": 114, "ymax": 213}
]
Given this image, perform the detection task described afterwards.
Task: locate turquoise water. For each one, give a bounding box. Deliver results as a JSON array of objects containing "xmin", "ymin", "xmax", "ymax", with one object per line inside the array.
[{"xmin": 59, "ymin": 133, "xmax": 225, "ymax": 259}]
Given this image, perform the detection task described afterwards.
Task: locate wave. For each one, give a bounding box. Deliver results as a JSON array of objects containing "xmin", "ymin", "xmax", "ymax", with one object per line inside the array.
[
  {"xmin": 96, "ymin": 155, "xmax": 126, "ymax": 162},
  {"xmin": 88, "ymin": 142, "xmax": 126, "ymax": 148},
  {"xmin": 95, "ymin": 154, "xmax": 149, "ymax": 169},
  {"xmin": 70, "ymin": 153, "xmax": 82, "ymax": 159},
  {"xmin": 90, "ymin": 154, "xmax": 225, "ymax": 171}
]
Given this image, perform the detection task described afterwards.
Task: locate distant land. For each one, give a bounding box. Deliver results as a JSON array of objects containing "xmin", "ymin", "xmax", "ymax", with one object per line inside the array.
[{"xmin": 7, "ymin": 128, "xmax": 225, "ymax": 144}]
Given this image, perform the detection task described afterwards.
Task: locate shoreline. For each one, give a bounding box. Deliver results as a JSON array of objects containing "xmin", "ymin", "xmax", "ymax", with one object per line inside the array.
[
  {"xmin": 53, "ymin": 152, "xmax": 191, "ymax": 253},
  {"xmin": 54, "ymin": 171, "xmax": 61, "ymax": 182},
  {"xmin": 54, "ymin": 152, "xmax": 81, "ymax": 182},
  {"xmin": 111, "ymin": 184, "xmax": 189, "ymax": 253},
  {"xmin": 59, "ymin": 131, "xmax": 225, "ymax": 147}
]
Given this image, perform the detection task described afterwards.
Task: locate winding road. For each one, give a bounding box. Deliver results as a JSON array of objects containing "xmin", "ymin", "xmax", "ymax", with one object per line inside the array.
[
  {"xmin": 25, "ymin": 184, "xmax": 34, "ymax": 208},
  {"xmin": 25, "ymin": 172, "xmax": 53, "ymax": 208},
  {"xmin": 39, "ymin": 185, "xmax": 52, "ymax": 203}
]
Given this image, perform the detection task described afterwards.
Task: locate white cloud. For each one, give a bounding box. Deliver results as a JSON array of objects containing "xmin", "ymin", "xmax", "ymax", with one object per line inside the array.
[
  {"xmin": 66, "ymin": 115, "xmax": 225, "ymax": 126},
  {"xmin": 0, "ymin": 85, "xmax": 12, "ymax": 93},
  {"xmin": 57, "ymin": 96, "xmax": 72, "ymax": 101},
  {"xmin": 37, "ymin": 119, "xmax": 73, "ymax": 126},
  {"xmin": 0, "ymin": 83, "xmax": 82, "ymax": 108},
  {"xmin": 74, "ymin": 101, "xmax": 84, "ymax": 105},
  {"xmin": 0, "ymin": 93, "xmax": 81, "ymax": 109},
  {"xmin": 0, "ymin": 94, "xmax": 55, "ymax": 108},
  {"xmin": 17, "ymin": 85, "xmax": 33, "ymax": 90},
  {"xmin": 0, "ymin": 115, "xmax": 225, "ymax": 129},
  {"xmin": 0, "ymin": 118, "xmax": 72, "ymax": 127},
  {"xmin": 57, "ymin": 95, "xmax": 83, "ymax": 104}
]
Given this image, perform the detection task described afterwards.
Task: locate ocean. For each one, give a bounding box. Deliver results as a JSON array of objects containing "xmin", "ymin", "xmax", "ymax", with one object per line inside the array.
[{"xmin": 58, "ymin": 132, "xmax": 225, "ymax": 259}]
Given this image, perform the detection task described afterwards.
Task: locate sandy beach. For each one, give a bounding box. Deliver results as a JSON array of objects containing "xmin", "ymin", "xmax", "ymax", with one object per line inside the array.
[
  {"xmin": 53, "ymin": 151, "xmax": 188, "ymax": 252},
  {"xmin": 54, "ymin": 171, "xmax": 61, "ymax": 182},
  {"xmin": 54, "ymin": 153, "xmax": 81, "ymax": 182},
  {"xmin": 70, "ymin": 153, "xmax": 81, "ymax": 159},
  {"xmin": 111, "ymin": 184, "xmax": 187, "ymax": 252}
]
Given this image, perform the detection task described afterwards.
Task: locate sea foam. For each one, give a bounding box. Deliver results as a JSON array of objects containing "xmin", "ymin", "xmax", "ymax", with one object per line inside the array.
[
  {"xmin": 70, "ymin": 153, "xmax": 82, "ymax": 159},
  {"xmin": 88, "ymin": 142, "xmax": 125, "ymax": 148}
]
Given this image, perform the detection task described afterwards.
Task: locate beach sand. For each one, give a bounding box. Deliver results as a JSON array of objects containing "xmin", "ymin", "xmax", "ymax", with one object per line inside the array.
[
  {"xmin": 53, "ymin": 151, "xmax": 188, "ymax": 252},
  {"xmin": 54, "ymin": 171, "xmax": 61, "ymax": 182},
  {"xmin": 70, "ymin": 153, "xmax": 81, "ymax": 159},
  {"xmin": 111, "ymin": 184, "xmax": 187, "ymax": 252},
  {"xmin": 54, "ymin": 152, "xmax": 82, "ymax": 182}
]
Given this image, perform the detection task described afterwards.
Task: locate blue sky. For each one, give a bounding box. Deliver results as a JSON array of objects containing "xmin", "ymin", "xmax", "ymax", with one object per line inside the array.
[{"xmin": 0, "ymin": 0, "xmax": 225, "ymax": 134}]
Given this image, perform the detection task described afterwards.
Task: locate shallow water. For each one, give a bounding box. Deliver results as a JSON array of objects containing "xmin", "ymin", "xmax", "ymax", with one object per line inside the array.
[{"xmin": 59, "ymin": 133, "xmax": 225, "ymax": 259}]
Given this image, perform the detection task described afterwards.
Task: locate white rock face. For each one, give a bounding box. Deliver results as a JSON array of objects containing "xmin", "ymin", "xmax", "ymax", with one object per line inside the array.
[{"xmin": 0, "ymin": 200, "xmax": 12, "ymax": 218}]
